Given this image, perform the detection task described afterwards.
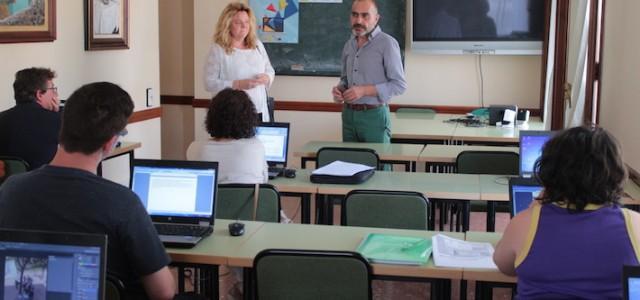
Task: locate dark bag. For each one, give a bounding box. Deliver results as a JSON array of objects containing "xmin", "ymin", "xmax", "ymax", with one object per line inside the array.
[{"xmin": 310, "ymin": 169, "xmax": 375, "ymax": 184}]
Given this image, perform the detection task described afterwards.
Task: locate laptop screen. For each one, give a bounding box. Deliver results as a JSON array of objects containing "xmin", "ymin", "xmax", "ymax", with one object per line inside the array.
[
  {"xmin": 131, "ymin": 160, "xmax": 217, "ymax": 221},
  {"xmin": 519, "ymin": 130, "xmax": 553, "ymax": 178},
  {"xmin": 624, "ymin": 265, "xmax": 640, "ymax": 300},
  {"xmin": 0, "ymin": 229, "xmax": 106, "ymax": 300},
  {"xmin": 509, "ymin": 178, "xmax": 543, "ymax": 216},
  {"xmin": 256, "ymin": 122, "xmax": 290, "ymax": 166}
]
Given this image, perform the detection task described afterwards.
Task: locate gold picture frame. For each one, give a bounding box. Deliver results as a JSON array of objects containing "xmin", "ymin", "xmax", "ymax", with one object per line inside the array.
[
  {"xmin": 0, "ymin": 0, "xmax": 56, "ymax": 43},
  {"xmin": 85, "ymin": 0, "xmax": 128, "ymax": 50}
]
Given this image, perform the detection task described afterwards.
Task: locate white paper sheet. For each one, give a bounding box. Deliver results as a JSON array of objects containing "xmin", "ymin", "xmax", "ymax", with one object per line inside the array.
[
  {"xmin": 431, "ymin": 234, "xmax": 498, "ymax": 269},
  {"xmin": 311, "ymin": 160, "xmax": 374, "ymax": 176}
]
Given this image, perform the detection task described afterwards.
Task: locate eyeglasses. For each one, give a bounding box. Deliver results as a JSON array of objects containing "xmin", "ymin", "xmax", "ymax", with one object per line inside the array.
[{"xmin": 46, "ymin": 86, "xmax": 58, "ymax": 93}]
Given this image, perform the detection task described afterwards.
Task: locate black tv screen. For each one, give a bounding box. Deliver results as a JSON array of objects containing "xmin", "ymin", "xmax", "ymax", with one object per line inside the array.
[{"xmin": 412, "ymin": 0, "xmax": 545, "ymax": 55}]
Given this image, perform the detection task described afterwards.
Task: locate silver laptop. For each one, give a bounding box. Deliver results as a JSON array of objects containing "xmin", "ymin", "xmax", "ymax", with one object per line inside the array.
[
  {"xmin": 256, "ymin": 122, "xmax": 290, "ymax": 179},
  {"xmin": 131, "ymin": 159, "xmax": 218, "ymax": 248}
]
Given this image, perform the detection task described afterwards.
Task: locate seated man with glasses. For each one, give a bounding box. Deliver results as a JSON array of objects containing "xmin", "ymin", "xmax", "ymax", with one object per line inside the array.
[{"xmin": 0, "ymin": 67, "xmax": 61, "ymax": 170}]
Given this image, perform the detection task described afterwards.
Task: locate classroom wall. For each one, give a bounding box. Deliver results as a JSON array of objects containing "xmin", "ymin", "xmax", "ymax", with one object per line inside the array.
[
  {"xmin": 600, "ymin": 1, "xmax": 640, "ymax": 172},
  {"xmin": 0, "ymin": 1, "xmax": 162, "ymax": 184},
  {"xmin": 178, "ymin": 0, "xmax": 542, "ymax": 166}
]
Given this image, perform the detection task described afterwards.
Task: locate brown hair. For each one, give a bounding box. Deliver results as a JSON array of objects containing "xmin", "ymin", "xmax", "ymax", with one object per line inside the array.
[
  {"xmin": 205, "ymin": 88, "xmax": 258, "ymax": 139},
  {"xmin": 213, "ymin": 2, "xmax": 258, "ymax": 54}
]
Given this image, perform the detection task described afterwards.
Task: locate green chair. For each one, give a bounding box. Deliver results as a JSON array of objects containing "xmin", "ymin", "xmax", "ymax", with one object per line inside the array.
[
  {"xmin": 0, "ymin": 156, "xmax": 29, "ymax": 186},
  {"xmin": 316, "ymin": 147, "xmax": 379, "ymax": 170},
  {"xmin": 456, "ymin": 150, "xmax": 519, "ymax": 231},
  {"xmin": 105, "ymin": 273, "xmax": 125, "ymax": 300},
  {"xmin": 254, "ymin": 249, "xmax": 372, "ymax": 300},
  {"xmin": 341, "ymin": 190, "xmax": 430, "ymax": 230},
  {"xmin": 396, "ymin": 107, "xmax": 436, "ymax": 114},
  {"xmin": 216, "ymin": 184, "xmax": 281, "ymax": 222}
]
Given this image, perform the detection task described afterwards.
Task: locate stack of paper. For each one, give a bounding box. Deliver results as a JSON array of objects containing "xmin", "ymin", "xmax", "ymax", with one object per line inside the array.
[
  {"xmin": 431, "ymin": 234, "xmax": 497, "ymax": 269},
  {"xmin": 311, "ymin": 160, "xmax": 374, "ymax": 176},
  {"xmin": 356, "ymin": 233, "xmax": 432, "ymax": 265}
]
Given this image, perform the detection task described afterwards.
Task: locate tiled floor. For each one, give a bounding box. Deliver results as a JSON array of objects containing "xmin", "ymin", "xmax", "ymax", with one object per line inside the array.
[{"xmin": 184, "ymin": 196, "xmax": 514, "ymax": 300}]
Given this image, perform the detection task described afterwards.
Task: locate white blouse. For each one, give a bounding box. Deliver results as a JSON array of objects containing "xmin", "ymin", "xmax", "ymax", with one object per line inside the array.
[
  {"xmin": 186, "ymin": 137, "xmax": 268, "ymax": 184},
  {"xmin": 204, "ymin": 41, "xmax": 275, "ymax": 122}
]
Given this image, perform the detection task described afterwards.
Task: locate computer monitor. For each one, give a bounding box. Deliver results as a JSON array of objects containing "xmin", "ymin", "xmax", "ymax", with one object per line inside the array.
[
  {"xmin": 0, "ymin": 229, "xmax": 106, "ymax": 299},
  {"xmin": 519, "ymin": 130, "xmax": 554, "ymax": 178},
  {"xmin": 624, "ymin": 265, "xmax": 640, "ymax": 300},
  {"xmin": 256, "ymin": 122, "xmax": 290, "ymax": 167},
  {"xmin": 509, "ymin": 177, "xmax": 543, "ymax": 217}
]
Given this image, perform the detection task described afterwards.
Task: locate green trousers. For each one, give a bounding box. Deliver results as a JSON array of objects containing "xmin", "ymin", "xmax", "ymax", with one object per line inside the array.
[{"xmin": 342, "ymin": 105, "xmax": 391, "ymax": 143}]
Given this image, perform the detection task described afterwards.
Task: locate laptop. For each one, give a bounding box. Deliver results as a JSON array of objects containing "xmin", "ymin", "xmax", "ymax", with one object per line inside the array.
[
  {"xmin": 131, "ymin": 159, "xmax": 217, "ymax": 248},
  {"xmin": 624, "ymin": 265, "xmax": 640, "ymax": 300},
  {"xmin": 509, "ymin": 177, "xmax": 543, "ymax": 217},
  {"xmin": 519, "ymin": 130, "xmax": 554, "ymax": 178},
  {"xmin": 0, "ymin": 228, "xmax": 106, "ymax": 299},
  {"xmin": 256, "ymin": 122, "xmax": 290, "ymax": 179}
]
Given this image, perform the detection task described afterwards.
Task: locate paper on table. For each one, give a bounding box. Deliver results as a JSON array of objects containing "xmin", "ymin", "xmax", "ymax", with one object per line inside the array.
[
  {"xmin": 431, "ymin": 234, "xmax": 498, "ymax": 269},
  {"xmin": 311, "ymin": 161, "xmax": 374, "ymax": 176}
]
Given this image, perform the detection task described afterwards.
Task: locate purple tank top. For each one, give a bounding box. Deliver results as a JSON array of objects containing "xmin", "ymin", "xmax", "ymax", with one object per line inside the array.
[{"xmin": 515, "ymin": 204, "xmax": 639, "ymax": 299}]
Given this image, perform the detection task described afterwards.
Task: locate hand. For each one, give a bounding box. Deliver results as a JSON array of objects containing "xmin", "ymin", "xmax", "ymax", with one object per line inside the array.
[
  {"xmin": 343, "ymin": 86, "xmax": 366, "ymax": 102},
  {"xmin": 332, "ymin": 86, "xmax": 345, "ymax": 103},
  {"xmin": 36, "ymin": 96, "xmax": 59, "ymax": 112},
  {"xmin": 254, "ymin": 73, "xmax": 270, "ymax": 85},
  {"xmin": 233, "ymin": 79, "xmax": 262, "ymax": 90}
]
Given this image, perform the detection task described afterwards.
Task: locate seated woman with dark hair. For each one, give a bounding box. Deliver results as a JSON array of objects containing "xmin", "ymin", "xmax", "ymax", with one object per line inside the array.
[
  {"xmin": 187, "ymin": 88, "xmax": 267, "ymax": 183},
  {"xmin": 494, "ymin": 126, "xmax": 640, "ymax": 298}
]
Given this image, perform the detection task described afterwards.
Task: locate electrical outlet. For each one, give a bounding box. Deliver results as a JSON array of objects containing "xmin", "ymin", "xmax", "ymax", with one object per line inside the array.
[{"xmin": 146, "ymin": 88, "xmax": 154, "ymax": 107}]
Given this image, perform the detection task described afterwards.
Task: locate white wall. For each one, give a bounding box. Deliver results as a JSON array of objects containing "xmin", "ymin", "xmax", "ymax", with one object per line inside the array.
[
  {"xmin": 0, "ymin": 1, "xmax": 162, "ymax": 182},
  {"xmin": 600, "ymin": 1, "xmax": 640, "ymax": 172}
]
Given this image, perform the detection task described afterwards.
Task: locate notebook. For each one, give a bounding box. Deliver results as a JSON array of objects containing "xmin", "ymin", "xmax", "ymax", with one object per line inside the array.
[
  {"xmin": 131, "ymin": 159, "xmax": 218, "ymax": 248},
  {"xmin": 519, "ymin": 130, "xmax": 553, "ymax": 178},
  {"xmin": 0, "ymin": 228, "xmax": 107, "ymax": 299},
  {"xmin": 624, "ymin": 265, "xmax": 640, "ymax": 300},
  {"xmin": 509, "ymin": 177, "xmax": 543, "ymax": 217},
  {"xmin": 256, "ymin": 122, "xmax": 290, "ymax": 179}
]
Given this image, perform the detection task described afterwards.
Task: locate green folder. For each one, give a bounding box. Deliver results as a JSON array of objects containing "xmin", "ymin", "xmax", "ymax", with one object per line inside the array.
[{"xmin": 356, "ymin": 233, "xmax": 432, "ymax": 265}]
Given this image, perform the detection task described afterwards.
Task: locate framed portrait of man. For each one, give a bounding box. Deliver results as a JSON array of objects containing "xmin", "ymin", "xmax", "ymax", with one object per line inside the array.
[
  {"xmin": 0, "ymin": 0, "xmax": 56, "ymax": 43},
  {"xmin": 85, "ymin": 0, "xmax": 128, "ymax": 50}
]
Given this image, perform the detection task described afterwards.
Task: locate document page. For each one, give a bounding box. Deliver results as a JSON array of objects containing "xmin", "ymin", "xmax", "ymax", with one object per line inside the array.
[
  {"xmin": 311, "ymin": 161, "xmax": 374, "ymax": 176},
  {"xmin": 432, "ymin": 234, "xmax": 497, "ymax": 269},
  {"xmin": 147, "ymin": 174, "xmax": 197, "ymax": 214}
]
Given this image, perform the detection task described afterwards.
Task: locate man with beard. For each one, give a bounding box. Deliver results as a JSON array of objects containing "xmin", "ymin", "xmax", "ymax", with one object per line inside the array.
[{"xmin": 331, "ymin": 0, "xmax": 406, "ymax": 144}]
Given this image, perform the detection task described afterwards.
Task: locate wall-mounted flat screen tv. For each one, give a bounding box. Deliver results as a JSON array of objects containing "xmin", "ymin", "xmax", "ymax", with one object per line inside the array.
[{"xmin": 412, "ymin": 0, "xmax": 545, "ymax": 55}]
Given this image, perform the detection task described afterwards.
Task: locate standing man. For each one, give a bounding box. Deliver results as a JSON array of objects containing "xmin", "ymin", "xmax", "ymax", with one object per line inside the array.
[
  {"xmin": 332, "ymin": 0, "xmax": 407, "ymax": 143},
  {"xmin": 0, "ymin": 82, "xmax": 176, "ymax": 299},
  {"xmin": 0, "ymin": 67, "xmax": 61, "ymax": 170}
]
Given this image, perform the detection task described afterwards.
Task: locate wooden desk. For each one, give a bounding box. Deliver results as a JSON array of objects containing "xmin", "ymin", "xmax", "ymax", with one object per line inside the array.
[
  {"xmin": 294, "ymin": 141, "xmax": 425, "ymax": 171},
  {"xmin": 463, "ymin": 232, "xmax": 516, "ymax": 283},
  {"xmin": 98, "ymin": 141, "xmax": 141, "ymax": 176},
  {"xmin": 268, "ymin": 169, "xmax": 318, "ymax": 224}
]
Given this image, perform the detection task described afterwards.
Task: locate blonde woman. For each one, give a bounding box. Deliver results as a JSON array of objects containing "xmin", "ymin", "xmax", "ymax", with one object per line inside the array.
[{"xmin": 204, "ymin": 2, "xmax": 275, "ymax": 122}]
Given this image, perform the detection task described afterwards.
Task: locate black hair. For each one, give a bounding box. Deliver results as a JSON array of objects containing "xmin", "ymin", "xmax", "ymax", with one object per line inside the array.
[
  {"xmin": 13, "ymin": 67, "xmax": 56, "ymax": 104},
  {"xmin": 205, "ymin": 88, "xmax": 258, "ymax": 139},
  {"xmin": 59, "ymin": 82, "xmax": 134, "ymax": 154}
]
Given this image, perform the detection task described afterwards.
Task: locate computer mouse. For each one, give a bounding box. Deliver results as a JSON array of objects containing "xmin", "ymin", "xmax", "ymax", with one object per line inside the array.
[
  {"xmin": 284, "ymin": 169, "xmax": 296, "ymax": 178},
  {"xmin": 228, "ymin": 222, "xmax": 245, "ymax": 236}
]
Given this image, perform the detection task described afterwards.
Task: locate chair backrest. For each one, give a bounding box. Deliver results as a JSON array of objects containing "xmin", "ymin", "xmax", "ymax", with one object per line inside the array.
[
  {"xmin": 254, "ymin": 249, "xmax": 372, "ymax": 300},
  {"xmin": 342, "ymin": 190, "xmax": 429, "ymax": 230},
  {"xmin": 395, "ymin": 107, "xmax": 436, "ymax": 114},
  {"xmin": 316, "ymin": 147, "xmax": 380, "ymax": 170},
  {"xmin": 105, "ymin": 273, "xmax": 125, "ymax": 300},
  {"xmin": 0, "ymin": 156, "xmax": 29, "ymax": 185},
  {"xmin": 216, "ymin": 183, "xmax": 281, "ymax": 222},
  {"xmin": 456, "ymin": 151, "xmax": 519, "ymax": 175}
]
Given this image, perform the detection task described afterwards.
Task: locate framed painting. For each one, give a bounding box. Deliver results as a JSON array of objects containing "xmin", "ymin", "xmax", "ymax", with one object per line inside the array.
[
  {"xmin": 85, "ymin": 0, "xmax": 128, "ymax": 50},
  {"xmin": 0, "ymin": 0, "xmax": 56, "ymax": 43}
]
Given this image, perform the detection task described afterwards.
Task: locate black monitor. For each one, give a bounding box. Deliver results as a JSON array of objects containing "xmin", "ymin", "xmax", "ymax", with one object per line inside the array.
[
  {"xmin": 0, "ymin": 229, "xmax": 107, "ymax": 300},
  {"xmin": 519, "ymin": 130, "xmax": 554, "ymax": 178}
]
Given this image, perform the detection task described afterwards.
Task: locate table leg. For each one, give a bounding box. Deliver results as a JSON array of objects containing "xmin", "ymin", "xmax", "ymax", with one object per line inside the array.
[
  {"xmin": 301, "ymin": 193, "xmax": 310, "ymax": 224},
  {"xmin": 487, "ymin": 201, "xmax": 496, "ymax": 232}
]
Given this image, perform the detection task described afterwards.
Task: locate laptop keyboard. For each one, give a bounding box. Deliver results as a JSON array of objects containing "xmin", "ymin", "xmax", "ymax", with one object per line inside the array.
[{"xmin": 155, "ymin": 224, "xmax": 211, "ymax": 237}]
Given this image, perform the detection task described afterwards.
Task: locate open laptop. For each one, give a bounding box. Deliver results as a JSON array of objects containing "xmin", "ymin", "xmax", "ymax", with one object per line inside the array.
[
  {"xmin": 624, "ymin": 265, "xmax": 640, "ymax": 300},
  {"xmin": 131, "ymin": 159, "xmax": 217, "ymax": 248},
  {"xmin": 0, "ymin": 228, "xmax": 106, "ymax": 299},
  {"xmin": 256, "ymin": 122, "xmax": 290, "ymax": 179},
  {"xmin": 519, "ymin": 130, "xmax": 554, "ymax": 178},
  {"xmin": 509, "ymin": 177, "xmax": 543, "ymax": 217}
]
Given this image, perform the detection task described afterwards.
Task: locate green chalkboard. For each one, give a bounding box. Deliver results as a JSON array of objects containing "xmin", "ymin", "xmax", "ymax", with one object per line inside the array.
[{"xmin": 263, "ymin": 0, "xmax": 405, "ymax": 77}]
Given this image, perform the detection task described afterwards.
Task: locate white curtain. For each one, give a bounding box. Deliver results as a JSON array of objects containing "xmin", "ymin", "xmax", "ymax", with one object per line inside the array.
[
  {"xmin": 564, "ymin": 0, "xmax": 591, "ymax": 127},
  {"xmin": 542, "ymin": 0, "xmax": 558, "ymax": 130}
]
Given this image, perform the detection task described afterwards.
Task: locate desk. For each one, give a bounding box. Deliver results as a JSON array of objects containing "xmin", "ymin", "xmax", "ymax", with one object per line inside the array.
[
  {"xmin": 463, "ymin": 231, "xmax": 517, "ymax": 300},
  {"xmin": 451, "ymin": 118, "xmax": 544, "ymax": 145},
  {"xmin": 294, "ymin": 141, "xmax": 425, "ymax": 171},
  {"xmin": 418, "ymin": 145, "xmax": 519, "ymax": 165},
  {"xmin": 268, "ymin": 169, "xmax": 318, "ymax": 224},
  {"xmin": 97, "ymin": 141, "xmax": 141, "ymax": 176}
]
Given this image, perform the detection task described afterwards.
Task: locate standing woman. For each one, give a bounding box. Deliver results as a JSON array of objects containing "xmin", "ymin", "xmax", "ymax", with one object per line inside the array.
[{"xmin": 204, "ymin": 2, "xmax": 275, "ymax": 122}]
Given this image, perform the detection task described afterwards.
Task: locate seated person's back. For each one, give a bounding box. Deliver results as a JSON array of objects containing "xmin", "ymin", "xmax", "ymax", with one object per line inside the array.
[
  {"xmin": 494, "ymin": 126, "xmax": 640, "ymax": 299},
  {"xmin": 187, "ymin": 88, "xmax": 268, "ymax": 184},
  {"xmin": 0, "ymin": 67, "xmax": 61, "ymax": 170},
  {"xmin": 0, "ymin": 82, "xmax": 175, "ymax": 300}
]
